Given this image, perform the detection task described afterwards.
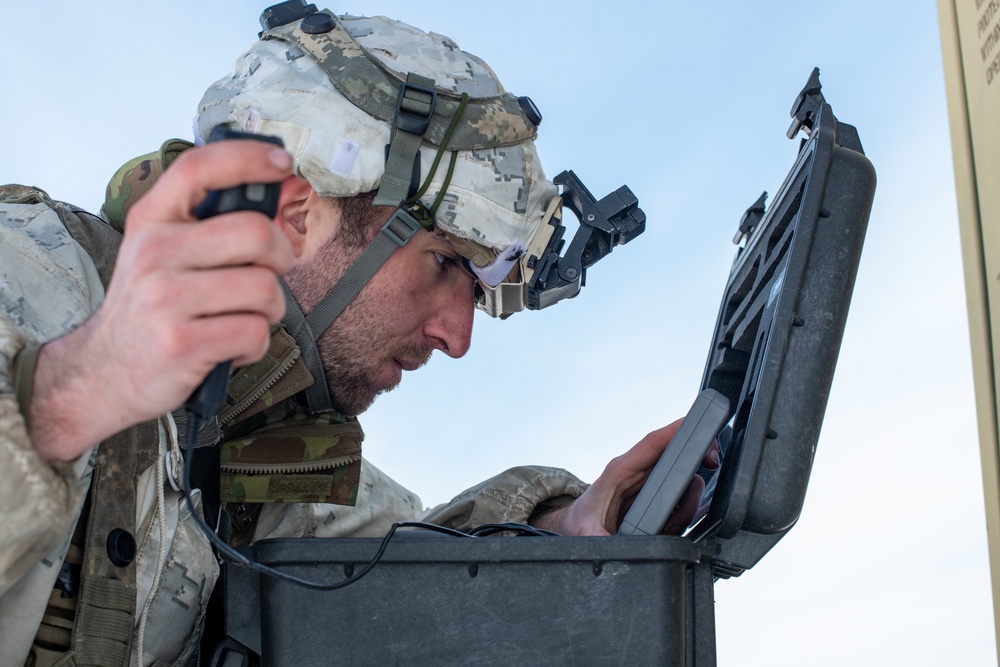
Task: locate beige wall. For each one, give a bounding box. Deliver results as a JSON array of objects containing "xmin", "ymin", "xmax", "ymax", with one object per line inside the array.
[{"xmin": 939, "ymin": 0, "xmax": 1000, "ymax": 656}]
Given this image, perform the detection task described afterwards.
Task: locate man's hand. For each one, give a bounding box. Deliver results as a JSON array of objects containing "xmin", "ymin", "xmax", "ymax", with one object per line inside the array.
[
  {"xmin": 532, "ymin": 419, "xmax": 721, "ymax": 536},
  {"xmin": 30, "ymin": 140, "xmax": 296, "ymax": 462}
]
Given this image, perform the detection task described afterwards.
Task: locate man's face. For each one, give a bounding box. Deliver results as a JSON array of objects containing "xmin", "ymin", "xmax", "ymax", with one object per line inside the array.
[{"xmin": 284, "ymin": 204, "xmax": 475, "ymax": 416}]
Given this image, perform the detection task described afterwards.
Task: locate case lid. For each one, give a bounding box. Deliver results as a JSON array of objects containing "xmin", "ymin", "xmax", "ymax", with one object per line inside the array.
[{"xmin": 687, "ymin": 68, "xmax": 876, "ymax": 578}]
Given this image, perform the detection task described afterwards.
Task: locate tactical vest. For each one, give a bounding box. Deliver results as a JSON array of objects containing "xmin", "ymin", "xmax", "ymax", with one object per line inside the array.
[{"xmin": 2, "ymin": 152, "xmax": 363, "ymax": 666}]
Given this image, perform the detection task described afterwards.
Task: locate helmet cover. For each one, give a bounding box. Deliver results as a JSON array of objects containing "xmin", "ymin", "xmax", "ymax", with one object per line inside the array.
[{"xmin": 197, "ymin": 13, "xmax": 559, "ymax": 301}]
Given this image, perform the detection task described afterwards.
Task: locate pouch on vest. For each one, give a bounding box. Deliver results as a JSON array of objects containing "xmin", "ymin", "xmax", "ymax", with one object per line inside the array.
[
  {"xmin": 219, "ymin": 418, "xmax": 362, "ymax": 505},
  {"xmin": 215, "ymin": 324, "xmax": 363, "ymax": 505}
]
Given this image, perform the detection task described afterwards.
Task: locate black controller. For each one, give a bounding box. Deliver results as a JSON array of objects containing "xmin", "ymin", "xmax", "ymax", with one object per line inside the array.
[{"xmin": 184, "ymin": 127, "xmax": 285, "ymax": 421}]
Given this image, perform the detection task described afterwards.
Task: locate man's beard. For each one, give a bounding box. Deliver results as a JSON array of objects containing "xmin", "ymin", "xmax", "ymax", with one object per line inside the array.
[
  {"xmin": 282, "ymin": 229, "xmax": 432, "ymax": 417},
  {"xmin": 315, "ymin": 316, "xmax": 432, "ymax": 416}
]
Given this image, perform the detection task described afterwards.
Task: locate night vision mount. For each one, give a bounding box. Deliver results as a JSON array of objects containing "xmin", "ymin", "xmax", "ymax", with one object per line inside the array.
[{"xmin": 526, "ymin": 172, "xmax": 647, "ymax": 310}]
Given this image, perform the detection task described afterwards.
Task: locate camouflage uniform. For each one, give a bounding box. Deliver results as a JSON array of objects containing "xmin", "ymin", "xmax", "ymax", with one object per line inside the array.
[{"xmin": 0, "ymin": 181, "xmax": 587, "ymax": 666}]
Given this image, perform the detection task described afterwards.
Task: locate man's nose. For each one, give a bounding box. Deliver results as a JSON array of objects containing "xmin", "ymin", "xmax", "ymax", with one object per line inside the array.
[{"xmin": 425, "ymin": 288, "xmax": 474, "ymax": 358}]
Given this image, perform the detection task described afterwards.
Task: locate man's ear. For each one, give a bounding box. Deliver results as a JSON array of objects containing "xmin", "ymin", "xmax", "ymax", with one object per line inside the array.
[{"xmin": 274, "ymin": 176, "xmax": 316, "ymax": 258}]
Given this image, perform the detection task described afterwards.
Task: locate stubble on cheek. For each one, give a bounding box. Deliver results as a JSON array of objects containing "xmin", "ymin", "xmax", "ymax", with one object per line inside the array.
[{"xmin": 315, "ymin": 323, "xmax": 434, "ymax": 416}]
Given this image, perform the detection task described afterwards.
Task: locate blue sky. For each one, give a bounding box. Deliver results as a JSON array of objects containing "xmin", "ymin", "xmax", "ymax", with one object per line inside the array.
[{"xmin": 2, "ymin": 1, "xmax": 994, "ymax": 664}]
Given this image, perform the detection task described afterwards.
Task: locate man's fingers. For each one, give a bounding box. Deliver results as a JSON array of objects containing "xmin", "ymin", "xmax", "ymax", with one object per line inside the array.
[
  {"xmin": 141, "ymin": 266, "xmax": 287, "ymax": 324},
  {"xmin": 57, "ymin": 139, "xmax": 295, "ymax": 436},
  {"xmin": 704, "ymin": 440, "xmax": 721, "ymax": 469},
  {"xmin": 127, "ymin": 140, "xmax": 293, "ymax": 228},
  {"xmin": 127, "ymin": 212, "xmax": 294, "ymax": 275},
  {"xmin": 172, "ymin": 313, "xmax": 275, "ymax": 376},
  {"xmin": 662, "ymin": 475, "xmax": 706, "ymax": 536},
  {"xmin": 620, "ymin": 418, "xmax": 685, "ymax": 473}
]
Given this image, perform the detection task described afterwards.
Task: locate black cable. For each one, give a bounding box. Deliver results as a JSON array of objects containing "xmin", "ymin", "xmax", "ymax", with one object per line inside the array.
[
  {"xmin": 182, "ymin": 414, "xmax": 561, "ymax": 590},
  {"xmin": 183, "ymin": 414, "xmax": 398, "ymax": 590},
  {"xmin": 466, "ymin": 523, "xmax": 560, "ymax": 537},
  {"xmin": 391, "ymin": 521, "xmax": 474, "ymax": 538}
]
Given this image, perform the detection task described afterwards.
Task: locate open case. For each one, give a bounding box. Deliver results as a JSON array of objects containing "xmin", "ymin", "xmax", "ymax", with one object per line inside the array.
[{"xmin": 211, "ymin": 68, "xmax": 876, "ymax": 666}]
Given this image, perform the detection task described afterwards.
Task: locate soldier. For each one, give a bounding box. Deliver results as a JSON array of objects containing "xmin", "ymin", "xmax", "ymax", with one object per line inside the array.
[{"xmin": 0, "ymin": 8, "xmax": 716, "ymax": 666}]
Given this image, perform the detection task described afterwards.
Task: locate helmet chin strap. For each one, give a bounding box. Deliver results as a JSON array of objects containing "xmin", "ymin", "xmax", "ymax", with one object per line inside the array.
[
  {"xmin": 278, "ymin": 278, "xmax": 334, "ymax": 413},
  {"xmin": 278, "ymin": 206, "xmax": 431, "ymax": 413},
  {"xmin": 278, "ymin": 73, "xmax": 452, "ymax": 413}
]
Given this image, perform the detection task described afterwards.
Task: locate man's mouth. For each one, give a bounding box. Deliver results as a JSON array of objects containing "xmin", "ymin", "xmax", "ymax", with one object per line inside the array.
[{"xmin": 394, "ymin": 357, "xmax": 424, "ymax": 372}]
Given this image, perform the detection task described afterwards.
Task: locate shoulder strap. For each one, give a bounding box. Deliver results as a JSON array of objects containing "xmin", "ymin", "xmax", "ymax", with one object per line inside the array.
[
  {"xmin": 57, "ymin": 203, "xmax": 122, "ymax": 289},
  {"xmin": 70, "ymin": 420, "xmax": 161, "ymax": 666}
]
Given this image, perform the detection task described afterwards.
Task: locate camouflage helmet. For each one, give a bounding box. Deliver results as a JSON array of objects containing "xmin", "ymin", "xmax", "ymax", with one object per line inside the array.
[{"xmin": 196, "ymin": 9, "xmax": 560, "ymax": 316}]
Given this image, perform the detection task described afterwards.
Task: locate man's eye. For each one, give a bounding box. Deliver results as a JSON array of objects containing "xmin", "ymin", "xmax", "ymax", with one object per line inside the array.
[{"xmin": 434, "ymin": 252, "xmax": 455, "ymax": 269}]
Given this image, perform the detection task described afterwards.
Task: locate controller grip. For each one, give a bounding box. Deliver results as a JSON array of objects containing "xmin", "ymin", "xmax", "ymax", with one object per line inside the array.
[{"xmin": 183, "ymin": 128, "xmax": 285, "ymax": 420}]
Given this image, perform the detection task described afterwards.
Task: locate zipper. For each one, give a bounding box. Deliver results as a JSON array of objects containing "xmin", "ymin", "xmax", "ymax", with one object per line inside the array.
[
  {"xmin": 220, "ymin": 452, "xmax": 360, "ymax": 475},
  {"xmin": 218, "ymin": 346, "xmax": 301, "ymax": 425}
]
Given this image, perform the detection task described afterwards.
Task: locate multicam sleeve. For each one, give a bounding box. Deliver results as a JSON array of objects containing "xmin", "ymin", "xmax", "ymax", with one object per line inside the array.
[{"xmin": 419, "ymin": 466, "xmax": 590, "ymax": 532}]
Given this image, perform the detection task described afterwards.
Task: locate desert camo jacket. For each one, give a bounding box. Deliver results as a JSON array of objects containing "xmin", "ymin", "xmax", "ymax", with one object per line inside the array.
[{"xmin": 0, "ymin": 186, "xmax": 588, "ymax": 667}]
